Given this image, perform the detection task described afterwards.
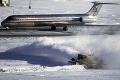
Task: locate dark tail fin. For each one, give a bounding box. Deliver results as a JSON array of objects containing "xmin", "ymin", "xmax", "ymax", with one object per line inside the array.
[{"xmin": 86, "ymin": 1, "xmax": 119, "ymax": 16}]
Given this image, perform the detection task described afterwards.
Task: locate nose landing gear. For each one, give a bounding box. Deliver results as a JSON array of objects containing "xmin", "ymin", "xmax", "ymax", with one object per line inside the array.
[{"xmin": 5, "ymin": 27, "xmax": 9, "ymax": 30}]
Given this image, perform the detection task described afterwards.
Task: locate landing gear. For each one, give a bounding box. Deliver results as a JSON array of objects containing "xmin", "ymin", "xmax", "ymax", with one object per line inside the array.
[
  {"xmin": 5, "ymin": 27, "xmax": 9, "ymax": 30},
  {"xmin": 51, "ymin": 26, "xmax": 56, "ymax": 31},
  {"xmin": 63, "ymin": 26, "xmax": 68, "ymax": 31}
]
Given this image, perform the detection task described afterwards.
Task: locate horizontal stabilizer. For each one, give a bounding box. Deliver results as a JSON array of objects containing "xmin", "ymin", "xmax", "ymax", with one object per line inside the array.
[{"xmin": 91, "ymin": 1, "xmax": 120, "ymax": 5}]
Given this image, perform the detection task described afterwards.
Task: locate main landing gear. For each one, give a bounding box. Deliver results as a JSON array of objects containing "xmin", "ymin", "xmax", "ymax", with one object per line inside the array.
[
  {"xmin": 51, "ymin": 26, "xmax": 68, "ymax": 31},
  {"xmin": 63, "ymin": 26, "xmax": 68, "ymax": 31},
  {"xmin": 51, "ymin": 26, "xmax": 56, "ymax": 31}
]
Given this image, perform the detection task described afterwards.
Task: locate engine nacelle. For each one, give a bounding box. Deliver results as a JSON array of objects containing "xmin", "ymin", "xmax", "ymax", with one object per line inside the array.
[{"xmin": 79, "ymin": 16, "xmax": 97, "ymax": 23}]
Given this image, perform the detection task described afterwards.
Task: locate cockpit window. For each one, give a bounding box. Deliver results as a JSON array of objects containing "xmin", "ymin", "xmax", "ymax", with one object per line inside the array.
[{"xmin": 6, "ymin": 16, "xmax": 14, "ymax": 20}]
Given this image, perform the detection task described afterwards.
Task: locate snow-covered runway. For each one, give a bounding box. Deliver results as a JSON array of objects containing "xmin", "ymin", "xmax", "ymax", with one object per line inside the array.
[{"xmin": 1, "ymin": 70, "xmax": 120, "ymax": 80}]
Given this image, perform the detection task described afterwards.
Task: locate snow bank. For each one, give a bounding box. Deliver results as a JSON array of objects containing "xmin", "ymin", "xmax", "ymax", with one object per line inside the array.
[
  {"xmin": 44, "ymin": 65, "xmax": 85, "ymax": 71},
  {"xmin": 0, "ymin": 64, "xmax": 85, "ymax": 73}
]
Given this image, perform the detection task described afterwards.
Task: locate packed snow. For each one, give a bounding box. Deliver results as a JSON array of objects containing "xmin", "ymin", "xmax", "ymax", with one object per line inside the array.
[{"xmin": 0, "ymin": 0, "xmax": 120, "ymax": 80}]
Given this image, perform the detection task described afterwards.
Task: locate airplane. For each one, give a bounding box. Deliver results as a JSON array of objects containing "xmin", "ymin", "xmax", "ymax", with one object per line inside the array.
[{"xmin": 1, "ymin": 1, "xmax": 119, "ymax": 31}]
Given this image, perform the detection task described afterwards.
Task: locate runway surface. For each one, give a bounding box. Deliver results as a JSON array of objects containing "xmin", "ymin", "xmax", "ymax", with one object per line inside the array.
[
  {"xmin": 0, "ymin": 25, "xmax": 120, "ymax": 37},
  {"xmin": 0, "ymin": 26, "xmax": 74, "ymax": 37}
]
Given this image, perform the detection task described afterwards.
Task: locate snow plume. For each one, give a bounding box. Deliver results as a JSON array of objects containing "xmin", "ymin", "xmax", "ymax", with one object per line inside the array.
[
  {"xmin": 1, "ymin": 36, "xmax": 120, "ymax": 69},
  {"xmin": 0, "ymin": 41, "xmax": 72, "ymax": 67},
  {"xmin": 40, "ymin": 36, "xmax": 120, "ymax": 70}
]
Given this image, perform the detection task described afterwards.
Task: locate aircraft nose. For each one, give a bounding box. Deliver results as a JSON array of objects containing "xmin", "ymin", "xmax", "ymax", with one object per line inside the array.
[{"xmin": 1, "ymin": 20, "xmax": 5, "ymax": 27}]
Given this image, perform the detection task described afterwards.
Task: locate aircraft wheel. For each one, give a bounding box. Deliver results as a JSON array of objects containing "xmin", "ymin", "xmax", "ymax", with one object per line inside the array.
[
  {"xmin": 63, "ymin": 26, "xmax": 68, "ymax": 31},
  {"xmin": 51, "ymin": 26, "xmax": 56, "ymax": 31},
  {"xmin": 6, "ymin": 27, "xmax": 9, "ymax": 30}
]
